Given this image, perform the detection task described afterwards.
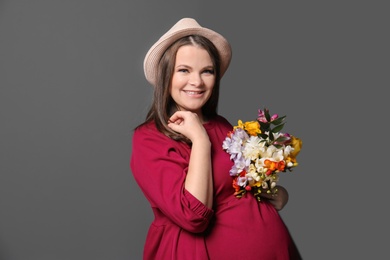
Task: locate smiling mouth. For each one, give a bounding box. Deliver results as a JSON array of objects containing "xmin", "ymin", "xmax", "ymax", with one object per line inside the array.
[{"xmin": 184, "ymin": 91, "xmax": 204, "ymax": 95}]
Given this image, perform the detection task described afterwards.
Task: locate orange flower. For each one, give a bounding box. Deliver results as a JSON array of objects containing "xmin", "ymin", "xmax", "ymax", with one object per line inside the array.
[
  {"xmin": 264, "ymin": 159, "xmax": 276, "ymax": 170},
  {"xmin": 232, "ymin": 178, "xmax": 241, "ymax": 193},
  {"xmin": 232, "ymin": 170, "xmax": 246, "ymax": 193},
  {"xmin": 276, "ymin": 161, "xmax": 286, "ymax": 171},
  {"xmin": 264, "ymin": 160, "xmax": 285, "ymax": 174}
]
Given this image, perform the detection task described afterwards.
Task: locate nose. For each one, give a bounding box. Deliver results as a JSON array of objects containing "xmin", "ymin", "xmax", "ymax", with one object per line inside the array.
[{"xmin": 188, "ymin": 73, "xmax": 202, "ymax": 86}]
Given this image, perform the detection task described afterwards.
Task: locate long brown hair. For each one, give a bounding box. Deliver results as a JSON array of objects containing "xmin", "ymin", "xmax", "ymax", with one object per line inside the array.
[{"xmin": 137, "ymin": 35, "xmax": 222, "ymax": 143}]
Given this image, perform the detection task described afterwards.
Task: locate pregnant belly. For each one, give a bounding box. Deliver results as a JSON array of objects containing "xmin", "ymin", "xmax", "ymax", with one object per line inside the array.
[{"xmin": 205, "ymin": 195, "xmax": 295, "ymax": 260}]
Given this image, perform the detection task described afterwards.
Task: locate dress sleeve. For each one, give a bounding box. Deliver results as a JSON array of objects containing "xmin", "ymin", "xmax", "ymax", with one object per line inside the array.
[{"xmin": 130, "ymin": 125, "xmax": 214, "ymax": 233}]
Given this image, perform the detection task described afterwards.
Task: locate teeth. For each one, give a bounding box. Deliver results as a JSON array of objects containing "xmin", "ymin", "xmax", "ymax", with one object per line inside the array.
[{"xmin": 186, "ymin": 91, "xmax": 200, "ymax": 94}]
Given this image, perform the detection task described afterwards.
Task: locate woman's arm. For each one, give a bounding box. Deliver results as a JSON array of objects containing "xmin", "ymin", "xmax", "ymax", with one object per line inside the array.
[
  {"xmin": 130, "ymin": 123, "xmax": 214, "ymax": 233},
  {"xmin": 168, "ymin": 111, "xmax": 213, "ymax": 208}
]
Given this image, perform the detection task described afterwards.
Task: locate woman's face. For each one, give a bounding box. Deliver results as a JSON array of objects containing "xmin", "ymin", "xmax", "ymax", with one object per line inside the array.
[{"xmin": 170, "ymin": 45, "xmax": 215, "ymax": 119}]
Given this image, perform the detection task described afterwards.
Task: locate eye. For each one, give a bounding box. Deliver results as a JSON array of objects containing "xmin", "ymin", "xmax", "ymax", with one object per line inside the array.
[
  {"xmin": 203, "ymin": 69, "xmax": 215, "ymax": 74},
  {"xmin": 178, "ymin": 68, "xmax": 189, "ymax": 73}
]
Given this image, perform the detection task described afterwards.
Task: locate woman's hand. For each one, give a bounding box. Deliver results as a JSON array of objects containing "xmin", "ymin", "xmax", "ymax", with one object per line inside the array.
[
  {"xmin": 259, "ymin": 185, "xmax": 289, "ymax": 211},
  {"xmin": 168, "ymin": 111, "xmax": 209, "ymax": 142}
]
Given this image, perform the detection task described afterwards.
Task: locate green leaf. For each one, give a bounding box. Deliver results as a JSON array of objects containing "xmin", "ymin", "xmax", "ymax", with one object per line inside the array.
[
  {"xmin": 271, "ymin": 123, "xmax": 285, "ymax": 133},
  {"xmin": 258, "ymin": 133, "xmax": 269, "ymax": 139},
  {"xmin": 258, "ymin": 121, "xmax": 270, "ymax": 128},
  {"xmin": 274, "ymin": 136, "xmax": 290, "ymax": 143},
  {"xmin": 264, "ymin": 108, "xmax": 271, "ymax": 121},
  {"xmin": 259, "ymin": 122, "xmax": 270, "ymax": 133},
  {"xmin": 271, "ymin": 116, "xmax": 286, "ymax": 125}
]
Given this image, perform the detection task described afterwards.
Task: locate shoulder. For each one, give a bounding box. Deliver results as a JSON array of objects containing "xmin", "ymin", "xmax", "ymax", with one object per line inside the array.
[
  {"xmin": 133, "ymin": 121, "xmax": 158, "ymax": 136},
  {"xmin": 210, "ymin": 115, "xmax": 233, "ymax": 130},
  {"xmin": 132, "ymin": 121, "xmax": 185, "ymax": 150},
  {"xmin": 214, "ymin": 115, "xmax": 232, "ymax": 126},
  {"xmin": 133, "ymin": 121, "xmax": 167, "ymax": 143},
  {"xmin": 202, "ymin": 115, "xmax": 233, "ymax": 136},
  {"xmin": 131, "ymin": 121, "xmax": 191, "ymax": 165}
]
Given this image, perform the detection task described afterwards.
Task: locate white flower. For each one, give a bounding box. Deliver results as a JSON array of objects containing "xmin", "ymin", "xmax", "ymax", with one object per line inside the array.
[
  {"xmin": 272, "ymin": 149, "xmax": 284, "ymax": 162},
  {"xmin": 283, "ymin": 145, "xmax": 294, "ymax": 157},
  {"xmin": 259, "ymin": 144, "xmax": 276, "ymax": 158},
  {"xmin": 236, "ymin": 176, "xmax": 248, "ymax": 187},
  {"xmin": 231, "ymin": 154, "xmax": 250, "ymax": 174},
  {"xmin": 242, "ymin": 136, "xmax": 264, "ymax": 160},
  {"xmin": 222, "ymin": 128, "xmax": 249, "ymax": 161},
  {"xmin": 247, "ymin": 164, "xmax": 261, "ymax": 182},
  {"xmin": 254, "ymin": 158, "xmax": 267, "ymax": 174}
]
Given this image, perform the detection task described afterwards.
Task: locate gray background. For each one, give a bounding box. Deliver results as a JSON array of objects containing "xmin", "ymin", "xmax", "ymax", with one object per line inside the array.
[{"xmin": 1, "ymin": 1, "xmax": 389, "ymax": 259}]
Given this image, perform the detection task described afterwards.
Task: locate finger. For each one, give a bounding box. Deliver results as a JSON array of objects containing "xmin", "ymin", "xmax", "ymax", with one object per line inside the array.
[
  {"xmin": 167, "ymin": 121, "xmax": 183, "ymax": 133},
  {"xmin": 168, "ymin": 112, "xmax": 182, "ymax": 123},
  {"xmin": 168, "ymin": 118, "xmax": 183, "ymax": 125}
]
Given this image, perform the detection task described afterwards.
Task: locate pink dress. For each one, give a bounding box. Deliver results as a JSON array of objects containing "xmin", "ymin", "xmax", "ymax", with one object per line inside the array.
[{"xmin": 130, "ymin": 115, "xmax": 301, "ymax": 260}]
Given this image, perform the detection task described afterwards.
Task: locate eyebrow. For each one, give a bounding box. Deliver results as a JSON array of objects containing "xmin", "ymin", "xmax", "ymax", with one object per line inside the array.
[{"xmin": 175, "ymin": 64, "xmax": 214, "ymax": 69}]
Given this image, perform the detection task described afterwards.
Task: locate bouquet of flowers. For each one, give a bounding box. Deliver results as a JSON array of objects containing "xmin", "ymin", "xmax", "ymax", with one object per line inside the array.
[{"xmin": 222, "ymin": 107, "xmax": 302, "ymax": 201}]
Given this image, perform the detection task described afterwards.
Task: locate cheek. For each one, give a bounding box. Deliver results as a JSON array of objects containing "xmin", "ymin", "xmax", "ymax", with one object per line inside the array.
[
  {"xmin": 205, "ymin": 80, "xmax": 216, "ymax": 92},
  {"xmin": 171, "ymin": 74, "xmax": 187, "ymax": 86},
  {"xmin": 203, "ymin": 75, "xmax": 216, "ymax": 87}
]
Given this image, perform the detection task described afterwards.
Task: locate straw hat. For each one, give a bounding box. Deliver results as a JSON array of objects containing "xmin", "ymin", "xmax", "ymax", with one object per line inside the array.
[{"xmin": 143, "ymin": 18, "xmax": 232, "ymax": 86}]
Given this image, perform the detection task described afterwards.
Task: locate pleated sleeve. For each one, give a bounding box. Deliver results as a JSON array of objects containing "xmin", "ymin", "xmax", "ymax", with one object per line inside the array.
[{"xmin": 130, "ymin": 123, "xmax": 214, "ymax": 233}]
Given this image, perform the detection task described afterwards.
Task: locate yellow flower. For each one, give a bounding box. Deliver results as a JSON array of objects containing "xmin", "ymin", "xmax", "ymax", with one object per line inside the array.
[
  {"xmin": 286, "ymin": 136, "xmax": 302, "ymax": 166},
  {"xmin": 235, "ymin": 120, "xmax": 261, "ymax": 136},
  {"xmin": 290, "ymin": 136, "xmax": 302, "ymax": 157},
  {"xmin": 233, "ymin": 119, "xmax": 245, "ymax": 130},
  {"xmin": 245, "ymin": 121, "xmax": 261, "ymax": 136}
]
